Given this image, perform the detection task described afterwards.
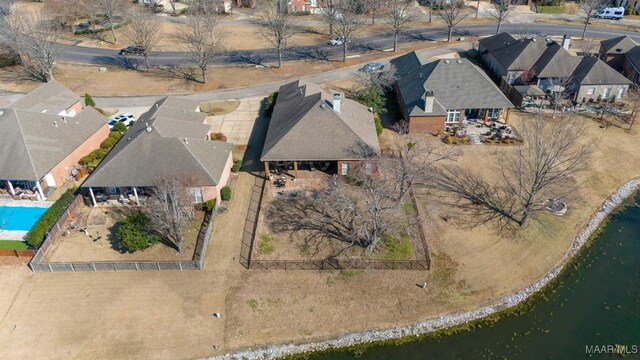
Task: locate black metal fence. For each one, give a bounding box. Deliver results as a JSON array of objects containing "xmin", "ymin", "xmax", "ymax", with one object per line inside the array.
[{"xmin": 239, "ymin": 175, "xmax": 265, "ymax": 268}]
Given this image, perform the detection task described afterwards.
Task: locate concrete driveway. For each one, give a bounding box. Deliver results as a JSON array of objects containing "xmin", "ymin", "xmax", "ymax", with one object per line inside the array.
[{"xmin": 205, "ymin": 97, "xmax": 265, "ymax": 145}]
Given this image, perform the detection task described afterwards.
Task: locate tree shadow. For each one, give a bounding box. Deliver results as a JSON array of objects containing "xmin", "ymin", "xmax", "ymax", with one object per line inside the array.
[
  {"xmin": 227, "ymin": 50, "xmax": 268, "ymax": 66},
  {"xmin": 291, "ymin": 47, "xmax": 332, "ymax": 61}
]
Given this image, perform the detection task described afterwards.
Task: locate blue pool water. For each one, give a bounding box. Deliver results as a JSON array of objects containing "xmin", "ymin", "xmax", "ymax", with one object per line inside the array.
[{"xmin": 0, "ymin": 206, "xmax": 47, "ymax": 231}]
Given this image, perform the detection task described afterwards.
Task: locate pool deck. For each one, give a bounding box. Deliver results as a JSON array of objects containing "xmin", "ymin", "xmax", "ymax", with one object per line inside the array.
[{"xmin": 0, "ymin": 199, "xmax": 53, "ymax": 241}]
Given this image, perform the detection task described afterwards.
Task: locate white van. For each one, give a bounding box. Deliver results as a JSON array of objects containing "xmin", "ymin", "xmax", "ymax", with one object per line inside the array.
[{"xmin": 595, "ymin": 7, "xmax": 625, "ymax": 20}]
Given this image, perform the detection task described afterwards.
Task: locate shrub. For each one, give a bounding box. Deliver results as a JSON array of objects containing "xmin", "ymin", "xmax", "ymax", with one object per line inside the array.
[
  {"xmin": 220, "ymin": 186, "xmax": 232, "ymax": 201},
  {"xmin": 265, "ymin": 92, "xmax": 278, "ymax": 117},
  {"xmin": 445, "ymin": 135, "xmax": 453, "ymax": 144},
  {"xmin": 78, "ymin": 148, "xmax": 108, "ymax": 165},
  {"xmin": 210, "ymin": 133, "xmax": 227, "ymax": 142},
  {"xmin": 292, "ymin": 10, "xmax": 311, "ymax": 15},
  {"xmin": 25, "ymin": 188, "xmax": 77, "ymax": 248},
  {"xmin": 84, "ymin": 93, "xmax": 96, "ymax": 107},
  {"xmin": 205, "ymin": 199, "xmax": 216, "ymax": 212},
  {"xmin": 232, "ymin": 159, "xmax": 242, "ymax": 173},
  {"xmin": 111, "ymin": 121, "xmax": 127, "ymax": 133},
  {"xmin": 258, "ymin": 234, "xmax": 275, "ymax": 254},
  {"xmin": 382, "ymin": 233, "xmax": 412, "ymax": 260},
  {"xmin": 117, "ymin": 211, "xmax": 160, "ymax": 253},
  {"xmin": 100, "ymin": 136, "xmax": 118, "ymax": 149},
  {"xmin": 356, "ymin": 86, "xmax": 384, "ymax": 114},
  {"xmin": 466, "ymin": 48, "xmax": 479, "ymax": 59},
  {"xmin": 374, "ymin": 113, "xmax": 383, "ymax": 137},
  {"xmin": 461, "ymin": 136, "xmax": 469, "ymax": 144}
]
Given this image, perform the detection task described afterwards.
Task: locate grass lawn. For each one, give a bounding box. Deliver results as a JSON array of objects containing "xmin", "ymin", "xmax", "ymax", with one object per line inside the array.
[
  {"xmin": 0, "ymin": 241, "xmax": 30, "ymax": 250},
  {"xmin": 537, "ymin": 5, "xmax": 566, "ymax": 13}
]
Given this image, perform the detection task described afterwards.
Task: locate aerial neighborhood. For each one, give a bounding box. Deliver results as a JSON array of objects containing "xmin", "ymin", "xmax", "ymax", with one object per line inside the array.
[{"xmin": 0, "ymin": 0, "xmax": 639, "ymax": 358}]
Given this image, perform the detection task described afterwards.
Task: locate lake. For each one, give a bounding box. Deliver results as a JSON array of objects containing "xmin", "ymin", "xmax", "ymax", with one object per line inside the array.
[{"xmin": 309, "ymin": 194, "xmax": 640, "ymax": 359}]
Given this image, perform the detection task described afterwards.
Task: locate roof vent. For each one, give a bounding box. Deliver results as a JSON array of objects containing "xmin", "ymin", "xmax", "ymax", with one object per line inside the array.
[
  {"xmin": 62, "ymin": 116, "xmax": 67, "ymax": 123},
  {"xmin": 155, "ymin": 103, "xmax": 159, "ymax": 109},
  {"xmin": 444, "ymin": 59, "xmax": 450, "ymax": 64},
  {"xmin": 456, "ymin": 59, "xmax": 462, "ymax": 64},
  {"xmin": 532, "ymin": 38, "xmax": 537, "ymax": 42},
  {"xmin": 53, "ymin": 121, "xmax": 58, "ymax": 127},
  {"xmin": 320, "ymin": 103, "xmax": 327, "ymax": 109},
  {"xmin": 184, "ymin": 138, "xmax": 188, "ymax": 144},
  {"xmin": 0, "ymin": 110, "xmax": 3, "ymax": 116},
  {"xmin": 146, "ymin": 126, "xmax": 152, "ymax": 132}
]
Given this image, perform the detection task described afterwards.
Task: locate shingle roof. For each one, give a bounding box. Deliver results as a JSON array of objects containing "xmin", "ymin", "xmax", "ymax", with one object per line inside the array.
[
  {"xmin": 0, "ymin": 106, "xmax": 106, "ymax": 180},
  {"xmin": 532, "ymin": 42, "xmax": 581, "ymax": 79},
  {"xmin": 391, "ymin": 52, "xmax": 513, "ymax": 116},
  {"xmin": 600, "ymin": 36, "xmax": 638, "ymax": 54},
  {"xmin": 571, "ymin": 56, "xmax": 632, "ymax": 86},
  {"xmin": 261, "ymin": 80, "xmax": 381, "ymax": 162},
  {"xmin": 7, "ymin": 79, "xmax": 81, "ymax": 115},
  {"xmin": 478, "ymin": 32, "xmax": 516, "ymax": 53},
  {"xmin": 83, "ymin": 96, "xmax": 231, "ymax": 188},
  {"xmin": 489, "ymin": 37, "xmax": 548, "ymax": 71},
  {"xmin": 513, "ymin": 85, "xmax": 546, "ymax": 96},
  {"xmin": 625, "ymin": 46, "xmax": 640, "ymax": 72}
]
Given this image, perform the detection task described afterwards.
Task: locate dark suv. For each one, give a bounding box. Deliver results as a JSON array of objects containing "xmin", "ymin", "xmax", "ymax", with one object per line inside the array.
[{"xmin": 119, "ymin": 45, "xmax": 145, "ymax": 56}]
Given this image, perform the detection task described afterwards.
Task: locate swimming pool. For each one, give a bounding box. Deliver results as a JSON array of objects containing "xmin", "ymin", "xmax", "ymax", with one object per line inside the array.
[{"xmin": 0, "ymin": 206, "xmax": 47, "ymax": 231}]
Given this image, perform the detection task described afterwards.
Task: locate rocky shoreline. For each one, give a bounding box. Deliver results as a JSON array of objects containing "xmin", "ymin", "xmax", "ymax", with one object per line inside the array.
[{"xmin": 210, "ymin": 178, "xmax": 640, "ymax": 360}]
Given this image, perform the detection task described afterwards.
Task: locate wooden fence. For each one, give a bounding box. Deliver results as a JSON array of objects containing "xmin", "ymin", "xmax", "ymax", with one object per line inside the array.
[
  {"xmin": 0, "ymin": 248, "xmax": 37, "ymax": 258},
  {"xmin": 29, "ymin": 196, "xmax": 214, "ymax": 273}
]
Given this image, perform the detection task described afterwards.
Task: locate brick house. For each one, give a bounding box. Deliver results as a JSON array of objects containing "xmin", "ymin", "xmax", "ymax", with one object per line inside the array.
[
  {"xmin": 261, "ymin": 80, "xmax": 380, "ymax": 178},
  {"xmin": 82, "ymin": 97, "xmax": 233, "ymax": 206},
  {"xmin": 570, "ymin": 56, "xmax": 632, "ymax": 102},
  {"xmin": 391, "ymin": 52, "xmax": 513, "ymax": 134},
  {"xmin": 287, "ymin": 0, "xmax": 308, "ymax": 12},
  {"xmin": 599, "ymin": 36, "xmax": 638, "ymax": 72},
  {"xmin": 0, "ymin": 80, "xmax": 108, "ymax": 200}
]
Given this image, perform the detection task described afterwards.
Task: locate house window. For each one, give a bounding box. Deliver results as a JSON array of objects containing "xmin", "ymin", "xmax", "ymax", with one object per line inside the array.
[
  {"xmin": 109, "ymin": 187, "xmax": 119, "ymax": 194},
  {"xmin": 302, "ymin": 5, "xmax": 306, "ymax": 11},
  {"xmin": 190, "ymin": 188, "xmax": 204, "ymax": 203},
  {"xmin": 341, "ymin": 163, "xmax": 349, "ymax": 175},
  {"xmin": 487, "ymin": 108, "xmax": 500, "ymax": 119},
  {"xmin": 291, "ymin": 5, "xmax": 296, "ymax": 11},
  {"xmin": 617, "ymin": 88, "xmax": 625, "ymax": 99},
  {"xmin": 586, "ymin": 87, "xmax": 595, "ymax": 95},
  {"xmin": 507, "ymin": 72, "xmax": 517, "ymax": 85},
  {"xmin": 365, "ymin": 163, "xmax": 373, "ymax": 175},
  {"xmin": 445, "ymin": 110, "xmax": 461, "ymax": 124},
  {"xmin": 602, "ymin": 87, "xmax": 611, "ymax": 99}
]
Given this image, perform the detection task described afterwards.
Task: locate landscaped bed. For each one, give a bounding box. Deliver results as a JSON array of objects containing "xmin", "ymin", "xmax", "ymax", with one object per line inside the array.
[{"xmin": 42, "ymin": 206, "xmax": 204, "ymax": 262}]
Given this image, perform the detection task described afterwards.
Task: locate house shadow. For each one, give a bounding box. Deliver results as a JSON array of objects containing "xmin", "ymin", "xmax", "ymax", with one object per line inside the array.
[{"xmin": 240, "ymin": 97, "xmax": 271, "ymax": 178}]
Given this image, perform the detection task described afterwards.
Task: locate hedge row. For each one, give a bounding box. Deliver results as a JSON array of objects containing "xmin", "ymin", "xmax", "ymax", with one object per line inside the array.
[
  {"xmin": 25, "ymin": 188, "xmax": 77, "ymax": 248},
  {"xmin": 73, "ymin": 23, "xmax": 123, "ymax": 35},
  {"xmin": 79, "ymin": 132, "xmax": 122, "ymax": 165}
]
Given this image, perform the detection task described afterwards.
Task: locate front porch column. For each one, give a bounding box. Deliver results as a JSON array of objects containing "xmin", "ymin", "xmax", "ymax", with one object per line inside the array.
[
  {"xmin": 504, "ymin": 108, "xmax": 510, "ymax": 124},
  {"xmin": 132, "ymin": 187, "xmax": 140, "ymax": 206},
  {"xmin": 263, "ymin": 161, "xmax": 270, "ymax": 179},
  {"xmin": 35, "ymin": 182, "xmax": 45, "ymax": 200},
  {"xmin": 293, "ymin": 161, "xmax": 298, "ymax": 179},
  {"xmin": 89, "ymin": 187, "xmax": 97, "ymax": 207},
  {"xmin": 6, "ymin": 180, "xmax": 15, "ymax": 195},
  {"xmin": 483, "ymin": 109, "xmax": 489, "ymax": 125}
]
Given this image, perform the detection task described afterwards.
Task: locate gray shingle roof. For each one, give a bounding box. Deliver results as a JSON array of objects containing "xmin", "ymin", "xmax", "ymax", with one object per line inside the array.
[
  {"xmin": 261, "ymin": 80, "xmax": 381, "ymax": 162},
  {"xmin": 600, "ymin": 36, "xmax": 638, "ymax": 54},
  {"xmin": 489, "ymin": 37, "xmax": 548, "ymax": 71},
  {"xmin": 8, "ymin": 79, "xmax": 81, "ymax": 115},
  {"xmin": 532, "ymin": 42, "xmax": 581, "ymax": 79},
  {"xmin": 625, "ymin": 46, "xmax": 640, "ymax": 72},
  {"xmin": 0, "ymin": 106, "xmax": 106, "ymax": 180},
  {"xmin": 391, "ymin": 52, "xmax": 513, "ymax": 116},
  {"xmin": 571, "ymin": 56, "xmax": 632, "ymax": 86},
  {"xmin": 478, "ymin": 32, "xmax": 516, "ymax": 53},
  {"xmin": 83, "ymin": 96, "xmax": 231, "ymax": 188}
]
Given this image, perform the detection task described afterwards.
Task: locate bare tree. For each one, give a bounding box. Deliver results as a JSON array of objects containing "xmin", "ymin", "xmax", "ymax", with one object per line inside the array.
[
  {"xmin": 353, "ymin": 64, "xmax": 397, "ymax": 94},
  {"xmin": 93, "ymin": 0, "xmax": 130, "ymax": 44},
  {"xmin": 173, "ymin": 14, "xmax": 221, "ymax": 83},
  {"xmin": 625, "ymin": 84, "xmax": 640, "ymax": 131},
  {"xmin": 256, "ymin": 0, "xmax": 295, "ymax": 68},
  {"xmin": 0, "ymin": 0, "xmax": 15, "ymax": 16},
  {"xmin": 44, "ymin": 0, "xmax": 91, "ymax": 23},
  {"xmin": 123, "ymin": 10, "xmax": 161, "ymax": 69},
  {"xmin": 436, "ymin": 0, "xmax": 468, "ymax": 42},
  {"xmin": 320, "ymin": 0, "xmax": 340, "ymax": 36},
  {"xmin": 368, "ymin": 0, "xmax": 383, "ymax": 24},
  {"xmin": 146, "ymin": 173, "xmax": 195, "ymax": 254},
  {"xmin": 489, "ymin": 0, "xmax": 514, "ymax": 34},
  {"xmin": 428, "ymin": 117, "xmax": 592, "ymax": 230},
  {"xmin": 578, "ymin": 0, "xmax": 607, "ymax": 40},
  {"xmin": 3, "ymin": 12, "xmax": 62, "ymax": 81},
  {"xmin": 544, "ymin": 77, "xmax": 573, "ymax": 118},
  {"xmin": 384, "ymin": 0, "xmax": 418, "ymax": 52},
  {"xmin": 333, "ymin": 1, "xmax": 366, "ymax": 62}
]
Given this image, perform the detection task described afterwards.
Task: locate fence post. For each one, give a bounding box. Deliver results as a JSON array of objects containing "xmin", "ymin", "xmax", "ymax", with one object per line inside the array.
[
  {"xmin": 135, "ymin": 262, "xmax": 139, "ymax": 271},
  {"xmin": 48, "ymin": 263, "xmax": 52, "ymax": 272},
  {"xmin": 92, "ymin": 262, "xmax": 96, "ymax": 271},
  {"xmin": 179, "ymin": 262, "xmax": 183, "ymax": 271},
  {"xmin": 156, "ymin": 262, "xmax": 160, "ymax": 271},
  {"xmin": 70, "ymin": 263, "xmax": 75, "ymax": 272}
]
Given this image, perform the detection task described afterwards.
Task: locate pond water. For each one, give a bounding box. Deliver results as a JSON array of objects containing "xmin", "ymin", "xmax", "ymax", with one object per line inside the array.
[{"xmin": 309, "ymin": 194, "xmax": 640, "ymax": 359}]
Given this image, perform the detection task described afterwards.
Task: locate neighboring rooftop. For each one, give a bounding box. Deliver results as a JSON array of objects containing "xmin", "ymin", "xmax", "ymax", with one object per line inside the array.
[
  {"xmin": 83, "ymin": 96, "xmax": 231, "ymax": 188},
  {"xmin": 0, "ymin": 106, "xmax": 106, "ymax": 181},
  {"xmin": 625, "ymin": 46, "xmax": 640, "ymax": 72},
  {"xmin": 600, "ymin": 36, "xmax": 638, "ymax": 55},
  {"xmin": 531, "ymin": 42, "xmax": 581, "ymax": 79},
  {"xmin": 7, "ymin": 79, "xmax": 82, "ymax": 115},
  {"xmin": 391, "ymin": 52, "xmax": 513, "ymax": 117},
  {"xmin": 478, "ymin": 32, "xmax": 516, "ymax": 53},
  {"xmin": 489, "ymin": 37, "xmax": 548, "ymax": 71},
  {"xmin": 571, "ymin": 56, "xmax": 633, "ymax": 86},
  {"xmin": 261, "ymin": 80, "xmax": 380, "ymax": 162}
]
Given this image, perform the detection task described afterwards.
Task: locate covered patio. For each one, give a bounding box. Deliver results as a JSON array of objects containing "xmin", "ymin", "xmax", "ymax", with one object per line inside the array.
[{"xmin": 1, "ymin": 180, "xmax": 50, "ymax": 201}]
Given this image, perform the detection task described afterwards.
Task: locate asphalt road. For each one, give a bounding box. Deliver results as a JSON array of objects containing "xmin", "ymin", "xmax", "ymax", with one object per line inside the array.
[{"xmin": 60, "ymin": 23, "xmax": 639, "ymax": 67}]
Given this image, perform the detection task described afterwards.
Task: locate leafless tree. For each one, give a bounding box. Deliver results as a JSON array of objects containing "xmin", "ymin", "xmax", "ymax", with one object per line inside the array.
[
  {"xmin": 625, "ymin": 84, "xmax": 640, "ymax": 131},
  {"xmin": 368, "ymin": 0, "xmax": 384, "ymax": 24},
  {"xmin": 256, "ymin": 0, "xmax": 295, "ymax": 68},
  {"xmin": 489, "ymin": 0, "xmax": 514, "ymax": 34},
  {"xmin": 333, "ymin": 1, "xmax": 366, "ymax": 62},
  {"xmin": 427, "ymin": 116, "xmax": 592, "ymax": 231},
  {"xmin": 44, "ymin": 0, "xmax": 91, "ymax": 23},
  {"xmin": 173, "ymin": 14, "xmax": 222, "ymax": 83},
  {"xmin": 578, "ymin": 0, "xmax": 607, "ymax": 40},
  {"xmin": 320, "ymin": 0, "xmax": 340, "ymax": 36},
  {"xmin": 544, "ymin": 77, "xmax": 573, "ymax": 118},
  {"xmin": 436, "ymin": 0, "xmax": 468, "ymax": 42},
  {"xmin": 353, "ymin": 64, "xmax": 397, "ymax": 93},
  {"xmin": 3, "ymin": 12, "xmax": 62, "ymax": 81},
  {"xmin": 0, "ymin": 0, "xmax": 15, "ymax": 16},
  {"xmin": 146, "ymin": 173, "xmax": 195, "ymax": 254},
  {"xmin": 123, "ymin": 10, "xmax": 161, "ymax": 69},
  {"xmin": 93, "ymin": 0, "xmax": 130, "ymax": 44},
  {"xmin": 384, "ymin": 0, "xmax": 418, "ymax": 52}
]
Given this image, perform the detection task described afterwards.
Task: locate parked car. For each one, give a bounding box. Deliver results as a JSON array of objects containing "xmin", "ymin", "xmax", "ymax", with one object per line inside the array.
[
  {"xmin": 108, "ymin": 113, "xmax": 136, "ymax": 130},
  {"xmin": 595, "ymin": 7, "xmax": 624, "ymax": 20},
  {"xmin": 119, "ymin": 45, "xmax": 145, "ymax": 56},
  {"xmin": 328, "ymin": 37, "xmax": 347, "ymax": 46},
  {"xmin": 360, "ymin": 62, "xmax": 384, "ymax": 73}
]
